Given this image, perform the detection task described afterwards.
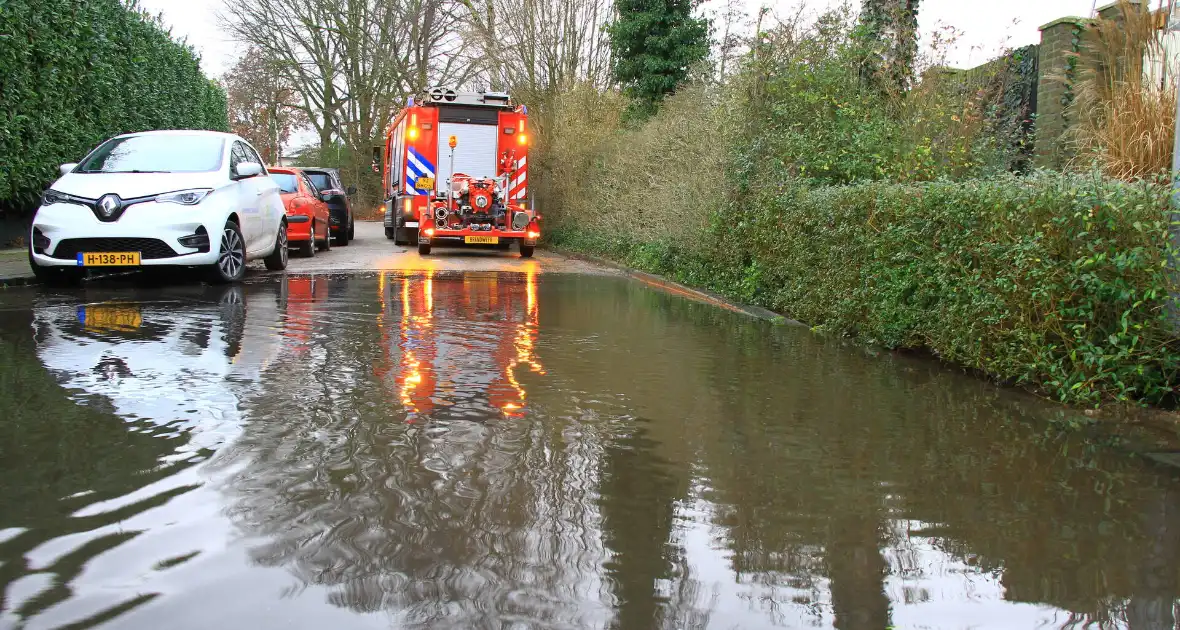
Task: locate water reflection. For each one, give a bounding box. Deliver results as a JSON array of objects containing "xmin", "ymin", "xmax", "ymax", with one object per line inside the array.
[
  {"xmin": 0, "ymin": 282, "xmax": 286, "ymax": 627},
  {"xmin": 218, "ymin": 273, "xmax": 605, "ymax": 628},
  {"xmin": 2, "ymin": 274, "xmax": 1180, "ymax": 629},
  {"xmin": 379, "ymin": 271, "xmax": 545, "ymax": 420}
]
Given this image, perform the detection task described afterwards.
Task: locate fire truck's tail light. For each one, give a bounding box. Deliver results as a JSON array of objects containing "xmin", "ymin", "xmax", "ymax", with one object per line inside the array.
[
  {"xmin": 518, "ymin": 134, "xmax": 527, "ymax": 145},
  {"xmin": 528, "ymin": 231, "xmax": 540, "ymax": 239},
  {"xmin": 403, "ymin": 198, "xmax": 411, "ymax": 215},
  {"xmin": 408, "ymin": 127, "xmax": 419, "ymax": 140},
  {"xmin": 425, "ymin": 228, "xmax": 435, "ymax": 237}
]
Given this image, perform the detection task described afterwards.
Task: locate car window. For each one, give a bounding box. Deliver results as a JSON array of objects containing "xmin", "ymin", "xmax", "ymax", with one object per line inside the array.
[
  {"xmin": 270, "ymin": 173, "xmax": 299, "ymax": 194},
  {"xmin": 230, "ymin": 142, "xmax": 250, "ymax": 171},
  {"xmin": 242, "ymin": 142, "xmax": 268, "ymax": 174},
  {"xmin": 76, "ymin": 135, "xmax": 225, "ymax": 174},
  {"xmin": 301, "ymin": 173, "xmax": 318, "ymax": 194},
  {"xmin": 306, "ymin": 172, "xmax": 332, "ymax": 191}
]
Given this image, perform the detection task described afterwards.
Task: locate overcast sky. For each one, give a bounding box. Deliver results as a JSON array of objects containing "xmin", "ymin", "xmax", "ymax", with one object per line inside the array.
[
  {"xmin": 140, "ymin": 0, "xmax": 1099, "ymax": 78},
  {"xmin": 136, "ymin": 0, "xmax": 1098, "ymax": 152}
]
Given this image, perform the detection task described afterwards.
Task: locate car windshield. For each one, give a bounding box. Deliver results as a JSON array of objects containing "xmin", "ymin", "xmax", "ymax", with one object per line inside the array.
[
  {"xmin": 270, "ymin": 173, "xmax": 300, "ymax": 194},
  {"xmin": 306, "ymin": 172, "xmax": 333, "ymax": 191},
  {"xmin": 76, "ymin": 135, "xmax": 225, "ymax": 174}
]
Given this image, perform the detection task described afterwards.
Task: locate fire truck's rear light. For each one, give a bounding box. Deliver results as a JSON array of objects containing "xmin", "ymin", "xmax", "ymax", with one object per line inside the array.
[
  {"xmin": 425, "ymin": 228, "xmax": 435, "ymax": 237},
  {"xmin": 528, "ymin": 231, "xmax": 540, "ymax": 239},
  {"xmin": 518, "ymin": 134, "xmax": 527, "ymax": 145},
  {"xmin": 403, "ymin": 198, "xmax": 411, "ymax": 215},
  {"xmin": 408, "ymin": 127, "xmax": 419, "ymax": 140}
]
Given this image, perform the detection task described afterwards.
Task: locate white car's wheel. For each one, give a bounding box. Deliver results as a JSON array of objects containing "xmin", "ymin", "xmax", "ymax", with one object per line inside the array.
[
  {"xmin": 264, "ymin": 222, "xmax": 289, "ymax": 271},
  {"xmin": 210, "ymin": 220, "xmax": 247, "ymax": 283}
]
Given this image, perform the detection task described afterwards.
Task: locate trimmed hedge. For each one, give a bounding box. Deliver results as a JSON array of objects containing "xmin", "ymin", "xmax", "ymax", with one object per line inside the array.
[
  {"xmin": 552, "ymin": 173, "xmax": 1180, "ymax": 407},
  {"xmin": 0, "ymin": 0, "xmax": 229, "ymax": 214}
]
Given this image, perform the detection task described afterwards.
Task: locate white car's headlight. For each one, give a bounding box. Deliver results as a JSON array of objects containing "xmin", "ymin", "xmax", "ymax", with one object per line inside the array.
[
  {"xmin": 156, "ymin": 189, "xmax": 213, "ymax": 206},
  {"xmin": 41, "ymin": 189, "xmax": 88, "ymax": 207}
]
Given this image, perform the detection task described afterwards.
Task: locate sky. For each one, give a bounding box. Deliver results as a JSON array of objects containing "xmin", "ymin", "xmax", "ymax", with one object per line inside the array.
[
  {"xmin": 137, "ymin": 0, "xmax": 1099, "ymax": 150},
  {"xmin": 141, "ymin": 0, "xmax": 1099, "ymax": 78}
]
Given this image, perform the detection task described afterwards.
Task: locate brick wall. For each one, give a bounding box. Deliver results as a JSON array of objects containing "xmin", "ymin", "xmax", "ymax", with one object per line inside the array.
[
  {"xmin": 1034, "ymin": 17, "xmax": 1091, "ymax": 167},
  {"xmin": 1033, "ymin": 0, "xmax": 1148, "ymax": 167}
]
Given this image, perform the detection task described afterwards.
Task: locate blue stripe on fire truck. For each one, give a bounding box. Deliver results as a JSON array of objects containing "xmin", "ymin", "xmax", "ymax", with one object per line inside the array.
[{"xmin": 405, "ymin": 147, "xmax": 436, "ymax": 196}]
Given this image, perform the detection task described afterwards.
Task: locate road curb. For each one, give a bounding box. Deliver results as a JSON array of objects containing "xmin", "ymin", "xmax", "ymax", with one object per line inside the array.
[
  {"xmin": 0, "ymin": 275, "xmax": 35, "ymax": 288},
  {"xmin": 553, "ymin": 248, "xmax": 802, "ymax": 326}
]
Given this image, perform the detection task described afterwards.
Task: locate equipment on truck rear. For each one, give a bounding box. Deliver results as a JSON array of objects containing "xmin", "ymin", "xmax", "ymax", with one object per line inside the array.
[{"xmin": 377, "ymin": 89, "xmax": 538, "ymax": 257}]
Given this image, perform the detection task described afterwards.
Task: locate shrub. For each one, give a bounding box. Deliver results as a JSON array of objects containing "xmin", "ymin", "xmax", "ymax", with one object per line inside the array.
[
  {"xmin": 536, "ymin": 10, "xmax": 1180, "ymax": 407},
  {"xmin": 729, "ymin": 8, "xmax": 1018, "ymax": 190},
  {"xmin": 1069, "ymin": 0, "xmax": 1176, "ymax": 179},
  {"xmin": 535, "ymin": 83, "xmax": 727, "ymax": 245},
  {"xmin": 554, "ymin": 173, "xmax": 1180, "ymax": 407},
  {"xmin": 0, "ymin": 0, "xmax": 229, "ymax": 215}
]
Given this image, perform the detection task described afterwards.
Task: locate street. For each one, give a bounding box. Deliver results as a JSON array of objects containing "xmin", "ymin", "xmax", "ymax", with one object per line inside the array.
[
  {"xmin": 2, "ymin": 234, "xmax": 1180, "ymax": 629},
  {"xmin": 0, "ymin": 221, "xmax": 613, "ymax": 285},
  {"xmin": 271, "ymin": 221, "xmax": 612, "ymax": 276}
]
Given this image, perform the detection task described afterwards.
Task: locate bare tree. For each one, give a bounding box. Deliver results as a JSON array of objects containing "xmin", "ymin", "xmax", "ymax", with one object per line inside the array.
[
  {"xmin": 714, "ymin": 0, "xmax": 749, "ymax": 81},
  {"xmin": 460, "ymin": 0, "xmax": 613, "ymax": 97},
  {"xmin": 224, "ymin": 48, "xmax": 306, "ymax": 163},
  {"xmin": 219, "ymin": 0, "xmax": 341, "ymax": 150},
  {"xmin": 219, "ymin": 0, "xmax": 471, "ymax": 154}
]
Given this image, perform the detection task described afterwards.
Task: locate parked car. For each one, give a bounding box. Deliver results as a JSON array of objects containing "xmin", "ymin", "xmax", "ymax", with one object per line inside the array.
[
  {"xmin": 269, "ymin": 167, "xmax": 332, "ymax": 258},
  {"xmin": 301, "ymin": 167, "xmax": 356, "ymax": 246},
  {"xmin": 29, "ymin": 130, "xmax": 288, "ymax": 284}
]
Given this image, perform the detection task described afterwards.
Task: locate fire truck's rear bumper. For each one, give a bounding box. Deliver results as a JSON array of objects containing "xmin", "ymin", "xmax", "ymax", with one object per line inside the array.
[{"xmin": 421, "ymin": 228, "xmax": 539, "ymax": 245}]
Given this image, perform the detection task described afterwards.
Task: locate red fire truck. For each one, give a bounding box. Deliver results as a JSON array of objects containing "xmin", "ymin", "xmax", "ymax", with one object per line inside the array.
[{"xmin": 378, "ymin": 88, "xmax": 538, "ymax": 257}]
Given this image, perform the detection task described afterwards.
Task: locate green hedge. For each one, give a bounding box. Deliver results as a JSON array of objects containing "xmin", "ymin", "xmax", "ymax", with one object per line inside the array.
[
  {"xmin": 0, "ymin": 0, "xmax": 229, "ymax": 214},
  {"xmin": 552, "ymin": 173, "xmax": 1180, "ymax": 407}
]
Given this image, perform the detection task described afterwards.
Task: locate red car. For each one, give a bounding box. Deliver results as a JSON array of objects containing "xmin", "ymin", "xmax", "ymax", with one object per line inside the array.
[{"xmin": 269, "ymin": 167, "xmax": 331, "ymax": 257}]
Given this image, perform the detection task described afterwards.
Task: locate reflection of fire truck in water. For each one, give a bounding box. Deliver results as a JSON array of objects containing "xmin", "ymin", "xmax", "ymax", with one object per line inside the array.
[
  {"xmin": 374, "ymin": 272, "xmax": 545, "ymax": 420},
  {"xmin": 377, "ymin": 88, "xmax": 539, "ymax": 257}
]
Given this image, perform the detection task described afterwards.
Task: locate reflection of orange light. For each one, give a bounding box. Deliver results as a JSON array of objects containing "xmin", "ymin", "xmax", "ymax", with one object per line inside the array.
[
  {"xmin": 394, "ymin": 273, "xmax": 437, "ymax": 418},
  {"xmin": 425, "ymin": 273, "xmax": 433, "ymax": 314},
  {"xmin": 499, "ymin": 271, "xmax": 544, "ymax": 417}
]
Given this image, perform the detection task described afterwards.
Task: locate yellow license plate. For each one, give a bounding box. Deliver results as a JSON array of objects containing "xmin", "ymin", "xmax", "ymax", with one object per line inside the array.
[
  {"xmin": 82, "ymin": 305, "xmax": 142, "ymax": 331},
  {"xmin": 465, "ymin": 236, "xmax": 499, "ymax": 244},
  {"xmin": 415, "ymin": 176, "xmax": 435, "ymax": 190},
  {"xmin": 80, "ymin": 252, "xmax": 141, "ymax": 266}
]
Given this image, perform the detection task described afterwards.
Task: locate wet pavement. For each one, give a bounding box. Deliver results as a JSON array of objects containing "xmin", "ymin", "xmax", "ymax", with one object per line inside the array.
[
  {"xmin": 0, "ymin": 222, "xmax": 611, "ymax": 285},
  {"xmin": 2, "ymin": 272, "xmax": 1180, "ymax": 629}
]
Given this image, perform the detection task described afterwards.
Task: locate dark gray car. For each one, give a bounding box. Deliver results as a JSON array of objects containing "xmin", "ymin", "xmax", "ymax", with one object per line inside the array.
[{"xmin": 303, "ymin": 168, "xmax": 356, "ymax": 246}]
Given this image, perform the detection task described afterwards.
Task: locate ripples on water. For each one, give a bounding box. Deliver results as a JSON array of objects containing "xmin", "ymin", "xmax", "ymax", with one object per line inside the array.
[{"xmin": 1, "ymin": 272, "xmax": 1179, "ymax": 629}]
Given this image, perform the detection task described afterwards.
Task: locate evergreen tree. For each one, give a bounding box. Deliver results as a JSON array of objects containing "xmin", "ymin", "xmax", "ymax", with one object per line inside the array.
[
  {"xmin": 856, "ymin": 0, "xmax": 921, "ymax": 95},
  {"xmin": 608, "ymin": 0, "xmax": 710, "ymax": 115}
]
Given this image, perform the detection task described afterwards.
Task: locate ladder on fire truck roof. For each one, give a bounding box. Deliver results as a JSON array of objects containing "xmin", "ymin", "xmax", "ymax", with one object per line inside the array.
[{"xmin": 414, "ymin": 87, "xmax": 515, "ymax": 109}]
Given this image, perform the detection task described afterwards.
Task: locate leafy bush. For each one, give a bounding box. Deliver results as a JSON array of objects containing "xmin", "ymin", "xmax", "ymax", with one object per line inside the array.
[
  {"xmin": 536, "ymin": 9, "xmax": 1180, "ymax": 407},
  {"xmin": 729, "ymin": 8, "xmax": 1018, "ymax": 190},
  {"xmin": 535, "ymin": 83, "xmax": 727, "ymax": 244},
  {"xmin": 0, "ymin": 0, "xmax": 229, "ymax": 215},
  {"xmin": 553, "ymin": 174, "xmax": 1180, "ymax": 407}
]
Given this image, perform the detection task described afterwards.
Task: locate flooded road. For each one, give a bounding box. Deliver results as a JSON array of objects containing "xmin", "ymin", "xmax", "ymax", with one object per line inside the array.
[{"xmin": 2, "ymin": 272, "xmax": 1180, "ymax": 629}]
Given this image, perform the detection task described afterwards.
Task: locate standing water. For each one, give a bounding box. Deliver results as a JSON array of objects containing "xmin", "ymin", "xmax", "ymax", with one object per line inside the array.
[{"xmin": 0, "ymin": 272, "xmax": 1178, "ymax": 629}]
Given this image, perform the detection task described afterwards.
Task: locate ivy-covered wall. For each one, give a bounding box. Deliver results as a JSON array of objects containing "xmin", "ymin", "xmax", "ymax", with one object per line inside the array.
[
  {"xmin": 1034, "ymin": 16, "xmax": 1090, "ymax": 166},
  {"xmin": 0, "ymin": 0, "xmax": 230, "ymax": 216}
]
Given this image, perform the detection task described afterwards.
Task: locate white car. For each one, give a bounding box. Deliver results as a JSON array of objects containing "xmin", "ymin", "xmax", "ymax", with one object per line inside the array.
[{"xmin": 29, "ymin": 130, "xmax": 289, "ymax": 284}]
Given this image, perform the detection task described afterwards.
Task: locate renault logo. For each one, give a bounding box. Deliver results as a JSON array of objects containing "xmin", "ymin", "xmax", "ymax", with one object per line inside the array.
[{"xmin": 97, "ymin": 194, "xmax": 121, "ymax": 218}]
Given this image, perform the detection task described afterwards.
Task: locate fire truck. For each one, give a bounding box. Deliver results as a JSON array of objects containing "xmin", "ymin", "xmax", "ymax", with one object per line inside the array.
[{"xmin": 378, "ymin": 88, "xmax": 538, "ymax": 257}]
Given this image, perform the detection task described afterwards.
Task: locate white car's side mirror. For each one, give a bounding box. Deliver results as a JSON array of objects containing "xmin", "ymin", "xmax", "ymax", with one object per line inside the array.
[
  {"xmin": 234, "ymin": 162, "xmax": 263, "ymax": 180},
  {"xmin": 60, "ymin": 163, "xmax": 77, "ymax": 176}
]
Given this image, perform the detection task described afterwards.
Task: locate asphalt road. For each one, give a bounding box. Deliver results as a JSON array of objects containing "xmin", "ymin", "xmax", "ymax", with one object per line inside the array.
[
  {"xmin": 0, "ymin": 222, "xmax": 614, "ymax": 284},
  {"xmin": 279, "ymin": 221, "xmax": 612, "ymax": 276}
]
